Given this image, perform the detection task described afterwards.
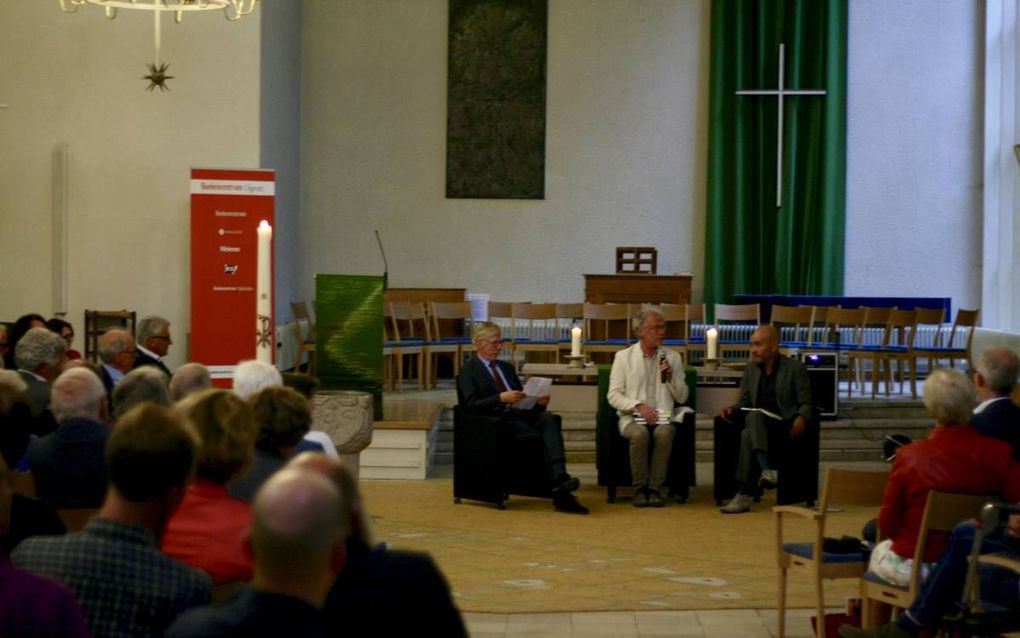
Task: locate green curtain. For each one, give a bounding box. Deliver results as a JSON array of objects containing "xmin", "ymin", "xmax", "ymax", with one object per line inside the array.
[{"xmin": 704, "ymin": 0, "xmax": 847, "ymax": 308}]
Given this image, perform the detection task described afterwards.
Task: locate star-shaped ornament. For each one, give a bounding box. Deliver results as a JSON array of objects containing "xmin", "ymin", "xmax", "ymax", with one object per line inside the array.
[{"xmin": 143, "ymin": 62, "xmax": 174, "ymax": 92}]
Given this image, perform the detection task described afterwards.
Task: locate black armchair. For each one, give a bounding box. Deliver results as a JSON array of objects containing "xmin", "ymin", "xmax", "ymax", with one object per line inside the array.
[
  {"xmin": 711, "ymin": 410, "xmax": 820, "ymax": 507},
  {"xmin": 452, "ymin": 405, "xmax": 553, "ymax": 509},
  {"xmin": 596, "ymin": 364, "xmax": 698, "ymax": 504}
]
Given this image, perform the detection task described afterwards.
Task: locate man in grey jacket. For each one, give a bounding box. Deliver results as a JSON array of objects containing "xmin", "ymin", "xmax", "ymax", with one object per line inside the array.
[{"xmin": 720, "ymin": 324, "xmax": 812, "ymax": 514}]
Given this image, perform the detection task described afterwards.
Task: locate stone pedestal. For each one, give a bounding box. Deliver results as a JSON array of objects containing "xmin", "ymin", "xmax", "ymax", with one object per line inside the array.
[{"xmin": 312, "ymin": 390, "xmax": 374, "ymax": 478}]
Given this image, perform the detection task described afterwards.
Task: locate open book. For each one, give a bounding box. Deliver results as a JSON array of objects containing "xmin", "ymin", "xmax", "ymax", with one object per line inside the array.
[{"xmin": 740, "ymin": 406, "xmax": 781, "ymax": 420}]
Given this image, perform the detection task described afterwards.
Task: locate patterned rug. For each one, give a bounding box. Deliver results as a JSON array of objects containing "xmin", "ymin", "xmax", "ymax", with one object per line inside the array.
[{"xmin": 359, "ymin": 477, "xmax": 868, "ymax": 614}]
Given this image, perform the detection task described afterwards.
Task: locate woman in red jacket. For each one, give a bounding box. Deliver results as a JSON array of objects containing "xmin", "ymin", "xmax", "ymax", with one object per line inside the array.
[{"xmin": 870, "ymin": 368, "xmax": 1020, "ymax": 586}]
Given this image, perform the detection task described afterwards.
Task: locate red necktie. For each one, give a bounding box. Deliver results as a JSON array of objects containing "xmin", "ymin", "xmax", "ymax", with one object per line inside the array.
[{"xmin": 489, "ymin": 361, "xmax": 508, "ymax": 392}]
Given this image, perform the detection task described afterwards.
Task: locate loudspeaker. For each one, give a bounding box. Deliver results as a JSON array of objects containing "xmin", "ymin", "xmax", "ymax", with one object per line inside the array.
[{"xmin": 801, "ymin": 352, "xmax": 838, "ymax": 419}]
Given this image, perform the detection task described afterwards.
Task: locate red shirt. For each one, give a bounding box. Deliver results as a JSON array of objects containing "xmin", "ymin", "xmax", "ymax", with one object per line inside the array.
[
  {"xmin": 879, "ymin": 425, "xmax": 1020, "ymax": 562},
  {"xmin": 161, "ymin": 480, "xmax": 253, "ymax": 584}
]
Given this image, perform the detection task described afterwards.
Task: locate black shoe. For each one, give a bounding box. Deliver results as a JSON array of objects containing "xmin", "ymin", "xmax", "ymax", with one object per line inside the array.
[
  {"xmin": 553, "ymin": 493, "xmax": 590, "ymax": 515},
  {"xmin": 552, "ymin": 475, "xmax": 580, "ymax": 493}
]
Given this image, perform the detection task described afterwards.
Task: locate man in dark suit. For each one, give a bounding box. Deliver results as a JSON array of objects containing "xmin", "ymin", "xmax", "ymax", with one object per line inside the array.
[
  {"xmin": 971, "ymin": 346, "xmax": 1020, "ymax": 459},
  {"xmin": 14, "ymin": 327, "xmax": 66, "ymax": 435},
  {"xmin": 27, "ymin": 367, "xmax": 110, "ymax": 508},
  {"xmin": 457, "ymin": 321, "xmax": 588, "ymax": 514},
  {"xmin": 719, "ymin": 324, "xmax": 812, "ymax": 514},
  {"xmin": 133, "ymin": 315, "xmax": 173, "ymax": 377}
]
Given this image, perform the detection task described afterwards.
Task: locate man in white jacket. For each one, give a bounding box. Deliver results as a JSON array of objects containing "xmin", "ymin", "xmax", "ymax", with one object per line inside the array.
[{"xmin": 607, "ymin": 309, "xmax": 689, "ymax": 507}]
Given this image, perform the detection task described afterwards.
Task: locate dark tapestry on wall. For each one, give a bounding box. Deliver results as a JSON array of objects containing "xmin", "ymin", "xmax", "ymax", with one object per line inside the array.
[{"xmin": 446, "ymin": 0, "xmax": 547, "ymax": 199}]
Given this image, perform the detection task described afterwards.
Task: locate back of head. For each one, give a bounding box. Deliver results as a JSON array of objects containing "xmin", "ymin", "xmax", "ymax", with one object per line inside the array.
[
  {"xmin": 51, "ymin": 367, "xmax": 105, "ymax": 422},
  {"xmin": 251, "ymin": 467, "xmax": 346, "ymax": 578},
  {"xmin": 169, "ymin": 363, "xmax": 212, "ymax": 402},
  {"xmin": 112, "ymin": 367, "xmax": 171, "ymax": 420},
  {"xmin": 98, "ymin": 329, "xmax": 132, "ymax": 365},
  {"xmin": 923, "ymin": 368, "xmax": 976, "ymax": 426},
  {"xmin": 14, "ymin": 327, "xmax": 66, "ymax": 373},
  {"xmin": 175, "ymin": 389, "xmax": 258, "ymax": 484},
  {"xmin": 106, "ymin": 403, "xmax": 198, "ymax": 502},
  {"xmin": 250, "ymin": 386, "xmax": 312, "ymax": 452},
  {"xmin": 233, "ymin": 360, "xmax": 283, "ymax": 400},
  {"xmin": 978, "ymin": 346, "xmax": 1020, "ymax": 397}
]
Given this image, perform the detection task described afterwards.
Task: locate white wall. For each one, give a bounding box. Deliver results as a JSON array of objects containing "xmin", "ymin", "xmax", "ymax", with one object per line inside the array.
[
  {"xmin": 0, "ymin": 3, "xmax": 261, "ymax": 369},
  {"xmin": 300, "ymin": 0, "xmax": 709, "ymax": 304},
  {"xmin": 845, "ymin": 1, "xmax": 983, "ymax": 313}
]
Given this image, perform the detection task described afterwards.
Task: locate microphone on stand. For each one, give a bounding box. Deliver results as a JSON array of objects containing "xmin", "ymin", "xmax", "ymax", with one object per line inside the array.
[
  {"xmin": 659, "ymin": 350, "xmax": 667, "ymax": 383},
  {"xmin": 374, "ymin": 230, "xmax": 389, "ymax": 290}
]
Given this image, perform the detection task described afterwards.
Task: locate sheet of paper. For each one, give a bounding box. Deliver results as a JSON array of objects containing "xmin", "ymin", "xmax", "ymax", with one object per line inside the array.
[{"xmin": 512, "ymin": 376, "xmax": 552, "ymax": 410}]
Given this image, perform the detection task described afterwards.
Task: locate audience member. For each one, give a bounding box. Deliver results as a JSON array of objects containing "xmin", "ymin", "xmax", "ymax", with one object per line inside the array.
[
  {"xmin": 0, "ymin": 455, "xmax": 89, "ymax": 638},
  {"xmin": 228, "ymin": 386, "xmax": 312, "ymax": 503},
  {"xmin": 166, "ymin": 467, "xmax": 346, "ymax": 637},
  {"xmin": 45, "ymin": 318, "xmax": 82, "ymax": 360},
  {"xmin": 3, "ymin": 313, "xmax": 45, "ymax": 370},
  {"xmin": 868, "ymin": 368, "xmax": 1020, "ymax": 587},
  {"xmin": 971, "ymin": 346, "xmax": 1020, "ymax": 459},
  {"xmin": 112, "ymin": 366, "xmax": 171, "ymax": 420},
  {"xmin": 457, "ymin": 321, "xmax": 588, "ymax": 514},
  {"xmin": 232, "ymin": 359, "xmax": 282, "ymax": 401},
  {"xmin": 0, "ymin": 369, "xmax": 34, "ymax": 470},
  {"xmin": 0, "ymin": 452, "xmax": 64, "ymax": 555},
  {"xmin": 134, "ymin": 315, "xmax": 173, "ymax": 377},
  {"xmin": 162, "ymin": 389, "xmax": 258, "ymax": 584},
  {"xmin": 170, "ymin": 362, "xmax": 212, "ymax": 402},
  {"xmin": 607, "ymin": 308, "xmax": 689, "ymax": 507},
  {"xmin": 290, "ymin": 452, "xmax": 468, "ymax": 637},
  {"xmin": 719, "ymin": 325, "xmax": 812, "ymax": 514},
  {"xmin": 27, "ymin": 368, "xmax": 110, "ymax": 508},
  {"xmin": 284, "ymin": 373, "xmax": 337, "ymax": 459},
  {"xmin": 14, "ymin": 327, "xmax": 66, "ymax": 431},
  {"xmin": 96, "ymin": 328, "xmax": 137, "ymax": 407},
  {"xmin": 13, "ymin": 403, "xmax": 212, "ymax": 637}
]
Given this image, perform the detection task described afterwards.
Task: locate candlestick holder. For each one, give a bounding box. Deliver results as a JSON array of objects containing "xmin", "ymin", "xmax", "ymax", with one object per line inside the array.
[
  {"xmin": 703, "ymin": 358, "xmax": 720, "ymax": 371},
  {"xmin": 564, "ymin": 354, "xmax": 585, "ymax": 368}
]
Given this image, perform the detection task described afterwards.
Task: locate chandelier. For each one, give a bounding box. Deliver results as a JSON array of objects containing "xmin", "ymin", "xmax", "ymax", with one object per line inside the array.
[{"xmin": 58, "ymin": 0, "xmax": 259, "ymax": 92}]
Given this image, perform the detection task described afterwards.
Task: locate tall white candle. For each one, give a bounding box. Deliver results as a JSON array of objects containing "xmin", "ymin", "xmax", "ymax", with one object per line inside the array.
[
  {"xmin": 256, "ymin": 220, "xmax": 273, "ymax": 363},
  {"xmin": 706, "ymin": 327, "xmax": 718, "ymax": 360},
  {"xmin": 570, "ymin": 324, "xmax": 582, "ymax": 357}
]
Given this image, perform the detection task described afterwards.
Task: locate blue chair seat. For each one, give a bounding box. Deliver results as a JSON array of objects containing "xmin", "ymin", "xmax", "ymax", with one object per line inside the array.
[
  {"xmin": 862, "ymin": 570, "xmax": 909, "ymax": 590},
  {"xmin": 782, "ymin": 542, "xmax": 870, "ymax": 564}
]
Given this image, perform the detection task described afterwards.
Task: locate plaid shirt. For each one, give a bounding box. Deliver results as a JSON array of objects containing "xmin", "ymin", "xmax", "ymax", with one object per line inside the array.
[{"xmin": 11, "ymin": 517, "xmax": 213, "ymax": 638}]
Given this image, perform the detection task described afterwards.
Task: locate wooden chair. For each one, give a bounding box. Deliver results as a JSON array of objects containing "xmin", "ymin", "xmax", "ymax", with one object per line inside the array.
[
  {"xmin": 582, "ymin": 303, "xmax": 632, "ymax": 363},
  {"xmin": 713, "ymin": 303, "xmax": 761, "ymax": 362},
  {"xmin": 290, "ymin": 300, "xmax": 317, "ymax": 375},
  {"xmin": 427, "ymin": 301, "xmax": 473, "ymax": 387},
  {"xmin": 860, "ymin": 491, "xmax": 992, "ymax": 628},
  {"xmin": 511, "ymin": 302, "xmax": 559, "ymax": 370},
  {"xmin": 388, "ymin": 302, "xmax": 427, "ymax": 391},
  {"xmin": 57, "ymin": 507, "xmax": 100, "ymax": 533},
  {"xmin": 769, "ymin": 305, "xmax": 815, "ymax": 355},
  {"xmin": 847, "ymin": 307, "xmax": 893, "ymax": 398},
  {"xmin": 555, "ymin": 302, "xmax": 584, "ymax": 360},
  {"xmin": 775, "ymin": 467, "xmax": 890, "ymax": 638}
]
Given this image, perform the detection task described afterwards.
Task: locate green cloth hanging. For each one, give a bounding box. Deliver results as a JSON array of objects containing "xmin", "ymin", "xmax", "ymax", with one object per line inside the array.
[{"xmin": 704, "ymin": 0, "xmax": 847, "ymax": 307}]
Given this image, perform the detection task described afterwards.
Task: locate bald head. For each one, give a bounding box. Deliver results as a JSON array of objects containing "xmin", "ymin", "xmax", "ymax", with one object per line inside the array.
[
  {"xmin": 251, "ymin": 468, "xmax": 347, "ymax": 582},
  {"xmin": 976, "ymin": 346, "xmax": 1020, "ymax": 398}
]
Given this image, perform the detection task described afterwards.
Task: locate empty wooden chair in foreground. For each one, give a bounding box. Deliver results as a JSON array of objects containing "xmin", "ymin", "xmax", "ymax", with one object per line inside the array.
[
  {"xmin": 860, "ymin": 491, "xmax": 992, "ymax": 628},
  {"xmin": 775, "ymin": 467, "xmax": 890, "ymax": 638}
]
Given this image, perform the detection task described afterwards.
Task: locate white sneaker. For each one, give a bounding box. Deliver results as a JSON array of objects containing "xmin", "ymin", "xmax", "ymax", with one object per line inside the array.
[
  {"xmin": 759, "ymin": 469, "xmax": 779, "ymax": 488},
  {"xmin": 720, "ymin": 493, "xmax": 752, "ymax": 514}
]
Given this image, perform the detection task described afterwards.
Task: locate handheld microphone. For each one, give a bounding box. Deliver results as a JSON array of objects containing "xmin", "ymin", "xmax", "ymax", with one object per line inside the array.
[{"xmin": 659, "ymin": 350, "xmax": 667, "ymax": 382}]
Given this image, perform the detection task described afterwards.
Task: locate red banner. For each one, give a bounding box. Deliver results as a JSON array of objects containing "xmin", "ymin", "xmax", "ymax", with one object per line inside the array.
[{"xmin": 190, "ymin": 168, "xmax": 275, "ymax": 384}]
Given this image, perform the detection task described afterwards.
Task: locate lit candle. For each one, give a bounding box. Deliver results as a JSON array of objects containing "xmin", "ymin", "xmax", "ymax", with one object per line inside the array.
[
  {"xmin": 570, "ymin": 324, "xmax": 582, "ymax": 357},
  {"xmin": 706, "ymin": 327, "xmax": 718, "ymax": 360},
  {"xmin": 256, "ymin": 220, "xmax": 273, "ymax": 363}
]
